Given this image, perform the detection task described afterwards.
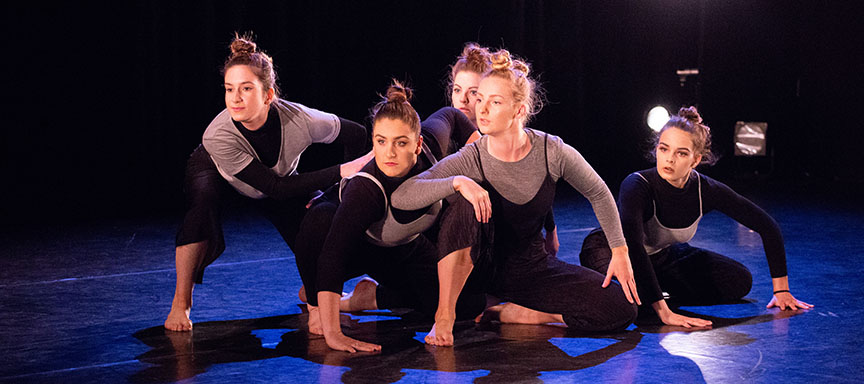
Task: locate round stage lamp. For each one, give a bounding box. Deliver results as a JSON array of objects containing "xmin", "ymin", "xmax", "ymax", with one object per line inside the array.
[{"xmin": 647, "ymin": 106, "xmax": 670, "ymax": 132}]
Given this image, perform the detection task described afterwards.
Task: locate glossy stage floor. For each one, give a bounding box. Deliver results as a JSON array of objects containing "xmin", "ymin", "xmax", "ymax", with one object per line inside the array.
[{"xmin": 2, "ymin": 181, "xmax": 863, "ymax": 383}]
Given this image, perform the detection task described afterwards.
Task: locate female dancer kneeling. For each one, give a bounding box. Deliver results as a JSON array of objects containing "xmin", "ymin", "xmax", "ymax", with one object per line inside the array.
[
  {"xmin": 392, "ymin": 49, "xmax": 640, "ymax": 346},
  {"xmin": 293, "ymin": 82, "xmax": 485, "ymax": 352},
  {"xmin": 165, "ymin": 34, "xmax": 372, "ymax": 331},
  {"xmin": 580, "ymin": 107, "xmax": 812, "ymax": 328}
]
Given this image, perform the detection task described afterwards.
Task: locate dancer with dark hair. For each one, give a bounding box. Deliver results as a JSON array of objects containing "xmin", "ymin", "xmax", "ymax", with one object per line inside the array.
[
  {"xmin": 392, "ymin": 49, "xmax": 640, "ymax": 346},
  {"xmin": 293, "ymin": 81, "xmax": 485, "ymax": 352},
  {"xmin": 165, "ymin": 34, "xmax": 372, "ymax": 331},
  {"xmin": 580, "ymin": 107, "xmax": 813, "ymax": 328}
]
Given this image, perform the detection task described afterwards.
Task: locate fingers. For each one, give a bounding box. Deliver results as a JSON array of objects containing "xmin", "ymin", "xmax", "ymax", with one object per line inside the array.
[
  {"xmin": 617, "ymin": 279, "xmax": 634, "ymax": 304},
  {"xmin": 602, "ymin": 270, "xmax": 612, "ymax": 288},
  {"xmin": 629, "ymin": 279, "xmax": 641, "ymax": 305}
]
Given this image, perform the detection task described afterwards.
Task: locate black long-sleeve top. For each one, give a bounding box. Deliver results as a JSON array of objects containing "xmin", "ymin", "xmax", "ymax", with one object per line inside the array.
[{"xmin": 619, "ymin": 168, "xmax": 788, "ymax": 304}]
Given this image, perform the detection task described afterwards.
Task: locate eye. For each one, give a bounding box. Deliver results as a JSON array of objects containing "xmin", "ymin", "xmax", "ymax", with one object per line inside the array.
[
  {"xmin": 677, "ymin": 151, "xmax": 689, "ymax": 157},
  {"xmin": 376, "ymin": 139, "xmax": 385, "ymax": 145},
  {"xmin": 243, "ymin": 87, "xmax": 253, "ymax": 92},
  {"xmin": 225, "ymin": 87, "xmax": 233, "ymax": 92},
  {"xmin": 397, "ymin": 141, "xmax": 407, "ymax": 147},
  {"xmin": 469, "ymin": 90, "xmax": 478, "ymax": 96},
  {"xmin": 453, "ymin": 88, "xmax": 461, "ymax": 94}
]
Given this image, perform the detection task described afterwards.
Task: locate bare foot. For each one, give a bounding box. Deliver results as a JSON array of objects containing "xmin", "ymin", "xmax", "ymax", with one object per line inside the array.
[
  {"xmin": 424, "ymin": 319, "xmax": 456, "ymax": 346},
  {"xmin": 299, "ymin": 285, "xmax": 307, "ymax": 303},
  {"xmin": 307, "ymin": 304, "xmax": 323, "ymax": 335},
  {"xmin": 165, "ymin": 305, "xmax": 193, "ymax": 331},
  {"xmin": 340, "ymin": 278, "xmax": 378, "ymax": 312},
  {"xmin": 479, "ymin": 302, "xmax": 562, "ymax": 325}
]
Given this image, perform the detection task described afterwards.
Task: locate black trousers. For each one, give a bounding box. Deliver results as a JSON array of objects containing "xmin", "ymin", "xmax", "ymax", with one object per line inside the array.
[
  {"xmin": 443, "ymin": 197, "xmax": 637, "ymax": 332},
  {"xmin": 293, "ymin": 199, "xmax": 486, "ymax": 320},
  {"xmin": 579, "ymin": 228, "xmax": 753, "ymax": 308},
  {"xmin": 175, "ymin": 145, "xmax": 308, "ymax": 283}
]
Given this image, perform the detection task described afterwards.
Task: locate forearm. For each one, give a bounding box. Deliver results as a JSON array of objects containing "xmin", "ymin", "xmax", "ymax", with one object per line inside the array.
[
  {"xmin": 234, "ymin": 161, "xmax": 341, "ymax": 201},
  {"xmin": 771, "ymin": 276, "xmax": 790, "ymax": 292}
]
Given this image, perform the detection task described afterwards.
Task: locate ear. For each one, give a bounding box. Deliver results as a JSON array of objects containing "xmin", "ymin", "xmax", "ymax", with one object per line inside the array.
[
  {"xmin": 264, "ymin": 88, "xmax": 276, "ymax": 105},
  {"xmin": 514, "ymin": 103, "xmax": 528, "ymax": 120},
  {"xmin": 691, "ymin": 153, "xmax": 703, "ymax": 168},
  {"xmin": 414, "ymin": 135, "xmax": 424, "ymax": 155}
]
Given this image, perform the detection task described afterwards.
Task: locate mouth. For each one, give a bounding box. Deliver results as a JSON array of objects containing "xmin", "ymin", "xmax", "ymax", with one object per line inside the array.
[
  {"xmin": 662, "ymin": 166, "xmax": 674, "ymax": 173},
  {"xmin": 458, "ymin": 107, "xmax": 472, "ymax": 113},
  {"xmin": 384, "ymin": 162, "xmax": 398, "ymax": 167},
  {"xmin": 478, "ymin": 118, "xmax": 490, "ymax": 126}
]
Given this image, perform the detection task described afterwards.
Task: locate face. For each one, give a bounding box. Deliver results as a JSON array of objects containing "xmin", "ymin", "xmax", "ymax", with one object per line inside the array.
[
  {"xmin": 373, "ymin": 118, "xmax": 423, "ymax": 178},
  {"xmin": 451, "ymin": 71, "xmax": 482, "ymax": 123},
  {"xmin": 656, "ymin": 127, "xmax": 703, "ymax": 188},
  {"xmin": 224, "ymin": 65, "xmax": 274, "ymax": 130},
  {"xmin": 475, "ymin": 76, "xmax": 525, "ymax": 136}
]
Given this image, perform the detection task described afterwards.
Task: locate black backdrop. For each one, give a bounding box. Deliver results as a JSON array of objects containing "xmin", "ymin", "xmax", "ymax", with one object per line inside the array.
[{"xmin": 3, "ymin": 1, "xmax": 860, "ymax": 225}]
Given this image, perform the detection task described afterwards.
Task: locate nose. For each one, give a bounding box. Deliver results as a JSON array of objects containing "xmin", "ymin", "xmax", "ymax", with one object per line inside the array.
[
  {"xmin": 461, "ymin": 92, "xmax": 470, "ymax": 105},
  {"xmin": 478, "ymin": 100, "xmax": 488, "ymax": 115},
  {"xmin": 387, "ymin": 143, "xmax": 396, "ymax": 158}
]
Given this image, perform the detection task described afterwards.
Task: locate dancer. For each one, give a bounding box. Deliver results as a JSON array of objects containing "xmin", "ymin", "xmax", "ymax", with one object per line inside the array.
[
  {"xmin": 293, "ymin": 82, "xmax": 485, "ymax": 352},
  {"xmin": 447, "ymin": 42, "xmax": 559, "ymax": 256},
  {"xmin": 392, "ymin": 49, "xmax": 640, "ymax": 346},
  {"xmin": 164, "ymin": 34, "xmax": 372, "ymax": 331},
  {"xmin": 580, "ymin": 107, "xmax": 813, "ymax": 328}
]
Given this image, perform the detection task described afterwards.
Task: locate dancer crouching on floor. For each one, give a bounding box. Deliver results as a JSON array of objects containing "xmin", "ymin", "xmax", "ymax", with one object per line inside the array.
[
  {"xmin": 580, "ymin": 107, "xmax": 812, "ymax": 328},
  {"xmin": 293, "ymin": 81, "xmax": 486, "ymax": 352},
  {"xmin": 165, "ymin": 34, "xmax": 372, "ymax": 331},
  {"xmin": 392, "ymin": 49, "xmax": 640, "ymax": 346}
]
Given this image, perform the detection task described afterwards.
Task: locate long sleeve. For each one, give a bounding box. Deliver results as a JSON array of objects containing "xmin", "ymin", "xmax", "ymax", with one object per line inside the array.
[
  {"xmin": 618, "ymin": 173, "xmax": 666, "ymax": 304},
  {"xmin": 234, "ymin": 161, "xmax": 341, "ymax": 201},
  {"xmin": 702, "ymin": 176, "xmax": 788, "ymax": 278},
  {"xmin": 549, "ymin": 136, "xmax": 625, "ymax": 248},
  {"xmin": 391, "ymin": 144, "xmax": 484, "ymax": 210},
  {"xmin": 333, "ymin": 117, "xmax": 369, "ymax": 161},
  {"xmin": 421, "ymin": 107, "xmax": 478, "ymax": 159},
  {"xmin": 316, "ymin": 177, "xmax": 386, "ymax": 294}
]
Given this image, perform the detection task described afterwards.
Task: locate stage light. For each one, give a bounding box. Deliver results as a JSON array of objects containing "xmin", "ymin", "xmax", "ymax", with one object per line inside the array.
[
  {"xmin": 733, "ymin": 121, "xmax": 767, "ymax": 156},
  {"xmin": 647, "ymin": 106, "xmax": 670, "ymax": 132}
]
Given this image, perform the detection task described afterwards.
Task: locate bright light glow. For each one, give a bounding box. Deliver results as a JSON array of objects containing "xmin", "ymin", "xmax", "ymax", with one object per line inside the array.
[{"xmin": 647, "ymin": 106, "xmax": 670, "ymax": 132}]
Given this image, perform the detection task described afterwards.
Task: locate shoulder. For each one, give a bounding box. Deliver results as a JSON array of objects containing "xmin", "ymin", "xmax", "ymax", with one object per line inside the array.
[
  {"xmin": 273, "ymin": 99, "xmax": 337, "ymax": 125},
  {"xmin": 620, "ymin": 169, "xmax": 654, "ymax": 196},
  {"xmin": 202, "ymin": 109, "xmax": 242, "ymax": 149}
]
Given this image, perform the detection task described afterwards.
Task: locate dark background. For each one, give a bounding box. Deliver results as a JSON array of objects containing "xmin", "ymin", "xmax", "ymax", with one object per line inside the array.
[{"xmin": 3, "ymin": 1, "xmax": 860, "ymax": 226}]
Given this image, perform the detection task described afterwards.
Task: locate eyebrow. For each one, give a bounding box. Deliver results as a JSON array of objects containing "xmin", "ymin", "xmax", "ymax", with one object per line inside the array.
[
  {"xmin": 374, "ymin": 134, "xmax": 410, "ymax": 140},
  {"xmin": 224, "ymin": 81, "xmax": 256, "ymax": 86},
  {"xmin": 658, "ymin": 141, "xmax": 691, "ymax": 151}
]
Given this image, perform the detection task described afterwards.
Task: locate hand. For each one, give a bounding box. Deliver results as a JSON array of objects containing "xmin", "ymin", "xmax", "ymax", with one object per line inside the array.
[
  {"xmin": 656, "ymin": 307, "xmax": 713, "ymax": 328},
  {"xmin": 452, "ymin": 176, "xmax": 491, "ymax": 222},
  {"xmin": 544, "ymin": 227, "xmax": 559, "ymax": 257},
  {"xmin": 767, "ymin": 292, "xmax": 813, "ymax": 310},
  {"xmin": 323, "ymin": 332, "xmax": 381, "ymax": 353},
  {"xmin": 340, "ymin": 150, "xmax": 374, "ymax": 178},
  {"xmin": 602, "ymin": 246, "xmax": 641, "ymax": 305}
]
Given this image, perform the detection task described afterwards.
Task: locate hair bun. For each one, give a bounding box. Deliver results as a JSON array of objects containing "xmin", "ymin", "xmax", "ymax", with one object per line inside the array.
[
  {"xmin": 678, "ymin": 106, "xmax": 703, "ymax": 124},
  {"xmin": 462, "ymin": 43, "xmax": 490, "ymax": 65},
  {"xmin": 385, "ymin": 80, "xmax": 413, "ymax": 104},
  {"xmin": 230, "ymin": 36, "xmax": 257, "ymax": 57},
  {"xmin": 490, "ymin": 50, "xmax": 513, "ymax": 71}
]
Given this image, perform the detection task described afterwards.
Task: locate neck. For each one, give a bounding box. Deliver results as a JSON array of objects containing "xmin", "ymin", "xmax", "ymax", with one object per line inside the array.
[
  {"xmin": 241, "ymin": 105, "xmax": 270, "ymax": 131},
  {"xmin": 486, "ymin": 123, "xmax": 530, "ymax": 162}
]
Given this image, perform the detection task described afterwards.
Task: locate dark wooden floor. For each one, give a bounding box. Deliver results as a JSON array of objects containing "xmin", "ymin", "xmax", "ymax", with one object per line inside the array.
[{"xmin": 2, "ymin": 181, "xmax": 863, "ymax": 383}]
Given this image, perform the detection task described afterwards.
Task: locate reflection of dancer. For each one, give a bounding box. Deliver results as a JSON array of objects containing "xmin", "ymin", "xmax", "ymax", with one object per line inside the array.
[
  {"xmin": 164, "ymin": 34, "xmax": 372, "ymax": 331},
  {"xmin": 392, "ymin": 49, "xmax": 640, "ymax": 346},
  {"xmin": 293, "ymin": 82, "xmax": 484, "ymax": 352},
  {"xmin": 580, "ymin": 107, "xmax": 812, "ymax": 328}
]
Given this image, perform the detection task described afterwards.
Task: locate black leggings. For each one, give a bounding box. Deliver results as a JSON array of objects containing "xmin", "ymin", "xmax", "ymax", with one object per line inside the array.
[
  {"xmin": 579, "ymin": 228, "xmax": 753, "ymax": 307},
  {"xmin": 293, "ymin": 199, "xmax": 486, "ymax": 320},
  {"xmin": 175, "ymin": 145, "xmax": 308, "ymax": 283}
]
